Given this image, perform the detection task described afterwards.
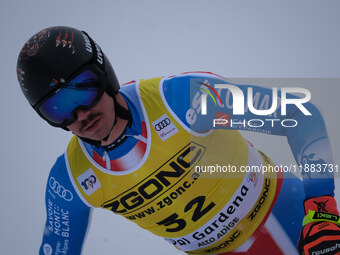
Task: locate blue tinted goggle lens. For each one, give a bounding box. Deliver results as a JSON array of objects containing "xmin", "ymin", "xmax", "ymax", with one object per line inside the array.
[{"xmin": 39, "ymin": 70, "xmax": 101, "ymax": 125}]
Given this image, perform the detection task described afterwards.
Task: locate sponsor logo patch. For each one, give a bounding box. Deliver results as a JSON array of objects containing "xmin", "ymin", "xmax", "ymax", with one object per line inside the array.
[
  {"xmin": 77, "ymin": 168, "xmax": 101, "ymax": 196},
  {"xmin": 152, "ymin": 114, "xmax": 179, "ymax": 141}
]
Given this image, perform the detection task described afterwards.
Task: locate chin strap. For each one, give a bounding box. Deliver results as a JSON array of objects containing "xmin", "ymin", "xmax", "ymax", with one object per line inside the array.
[
  {"xmin": 102, "ymin": 94, "xmax": 131, "ymax": 141},
  {"xmin": 78, "ymin": 93, "xmax": 131, "ymax": 147}
]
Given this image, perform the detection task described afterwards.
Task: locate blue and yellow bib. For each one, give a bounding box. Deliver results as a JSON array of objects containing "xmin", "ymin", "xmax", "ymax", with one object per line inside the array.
[{"xmin": 65, "ymin": 77, "xmax": 279, "ymax": 254}]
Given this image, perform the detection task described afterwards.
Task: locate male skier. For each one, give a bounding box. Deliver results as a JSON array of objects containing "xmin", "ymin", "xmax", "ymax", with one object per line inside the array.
[{"xmin": 17, "ymin": 26, "xmax": 340, "ymax": 255}]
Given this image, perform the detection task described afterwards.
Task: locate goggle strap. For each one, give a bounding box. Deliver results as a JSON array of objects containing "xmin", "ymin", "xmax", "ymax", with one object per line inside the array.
[{"xmin": 81, "ymin": 30, "xmax": 105, "ymax": 71}]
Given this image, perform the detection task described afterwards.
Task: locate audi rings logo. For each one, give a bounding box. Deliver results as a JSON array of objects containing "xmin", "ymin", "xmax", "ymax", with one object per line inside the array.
[
  {"xmin": 49, "ymin": 177, "xmax": 73, "ymax": 201},
  {"xmin": 154, "ymin": 118, "xmax": 171, "ymax": 131},
  {"xmin": 152, "ymin": 114, "xmax": 179, "ymax": 141}
]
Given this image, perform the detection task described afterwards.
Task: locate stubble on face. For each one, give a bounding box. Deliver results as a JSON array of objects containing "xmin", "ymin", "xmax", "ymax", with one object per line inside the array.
[
  {"xmin": 67, "ymin": 93, "xmax": 116, "ymax": 141},
  {"xmin": 78, "ymin": 112, "xmax": 103, "ymax": 133}
]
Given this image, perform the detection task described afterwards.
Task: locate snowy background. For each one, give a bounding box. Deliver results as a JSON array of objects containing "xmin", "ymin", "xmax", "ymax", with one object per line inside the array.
[{"xmin": 1, "ymin": 0, "xmax": 340, "ymax": 254}]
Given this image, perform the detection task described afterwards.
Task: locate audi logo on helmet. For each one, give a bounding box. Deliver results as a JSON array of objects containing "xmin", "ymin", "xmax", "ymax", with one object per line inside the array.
[
  {"xmin": 49, "ymin": 177, "xmax": 73, "ymax": 201},
  {"xmin": 154, "ymin": 118, "xmax": 171, "ymax": 131}
]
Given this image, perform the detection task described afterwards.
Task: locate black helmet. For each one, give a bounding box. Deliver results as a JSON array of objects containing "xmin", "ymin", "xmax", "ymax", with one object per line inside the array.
[{"xmin": 17, "ymin": 26, "xmax": 120, "ymax": 120}]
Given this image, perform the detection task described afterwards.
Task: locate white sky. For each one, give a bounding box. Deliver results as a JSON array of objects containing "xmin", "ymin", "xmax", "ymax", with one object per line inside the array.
[{"xmin": 1, "ymin": 0, "xmax": 340, "ymax": 254}]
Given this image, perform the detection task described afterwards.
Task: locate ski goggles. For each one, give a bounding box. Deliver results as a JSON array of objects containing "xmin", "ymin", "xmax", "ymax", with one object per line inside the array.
[{"xmin": 34, "ymin": 66, "xmax": 106, "ymax": 127}]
